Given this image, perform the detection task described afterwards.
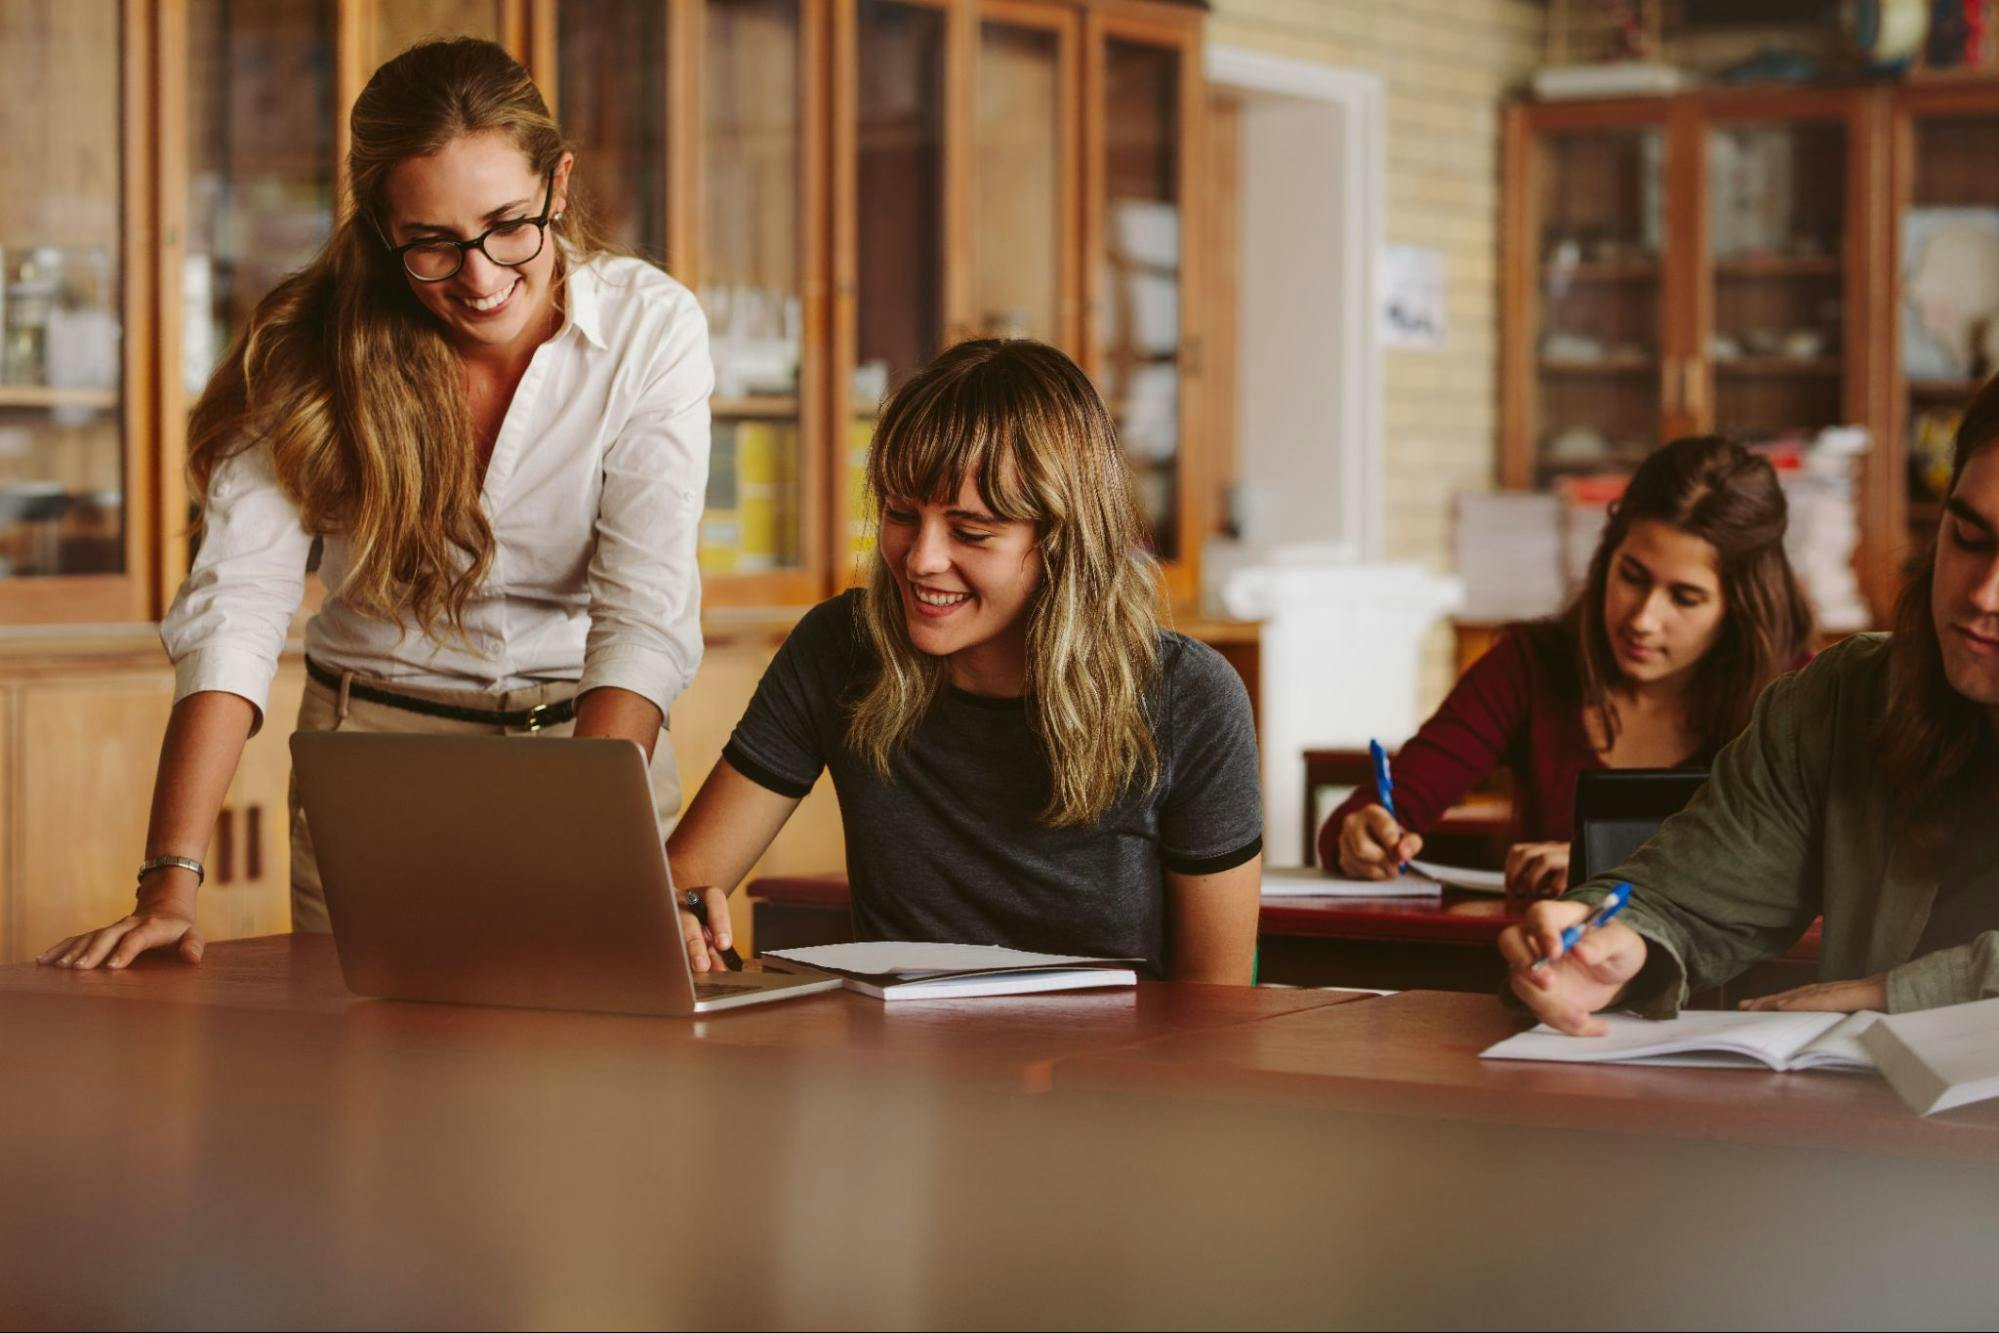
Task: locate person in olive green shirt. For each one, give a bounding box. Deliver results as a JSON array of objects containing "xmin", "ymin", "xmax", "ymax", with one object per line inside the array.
[{"xmin": 1501, "ymin": 384, "xmax": 1999, "ymax": 1035}]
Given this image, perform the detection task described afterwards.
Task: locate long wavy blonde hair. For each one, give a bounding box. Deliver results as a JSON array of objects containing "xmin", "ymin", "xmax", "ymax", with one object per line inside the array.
[
  {"xmin": 187, "ymin": 38, "xmax": 612, "ymax": 635},
  {"xmin": 848, "ymin": 339, "xmax": 1164, "ymax": 828}
]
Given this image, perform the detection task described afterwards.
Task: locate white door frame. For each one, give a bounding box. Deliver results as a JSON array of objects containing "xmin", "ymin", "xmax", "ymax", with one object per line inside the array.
[{"xmin": 1207, "ymin": 46, "xmax": 1386, "ymax": 561}]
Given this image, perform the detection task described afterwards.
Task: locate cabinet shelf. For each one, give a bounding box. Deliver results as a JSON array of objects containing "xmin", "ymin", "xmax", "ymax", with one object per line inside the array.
[
  {"xmin": 0, "ymin": 386, "xmax": 119, "ymax": 411},
  {"xmin": 1543, "ymin": 259, "xmax": 1659, "ymax": 283},
  {"xmin": 1714, "ymin": 255, "xmax": 1843, "ymax": 279},
  {"xmin": 1714, "ymin": 357, "xmax": 1843, "ymax": 377},
  {"xmin": 1907, "ymin": 377, "xmax": 1985, "ymax": 402},
  {"xmin": 1538, "ymin": 356, "xmax": 1657, "ymax": 376},
  {"xmin": 712, "ymin": 395, "xmax": 802, "ymax": 419}
]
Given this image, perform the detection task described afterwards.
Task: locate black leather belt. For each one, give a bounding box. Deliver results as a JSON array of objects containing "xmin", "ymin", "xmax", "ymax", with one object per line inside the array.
[{"xmin": 305, "ymin": 657, "xmax": 577, "ymax": 732}]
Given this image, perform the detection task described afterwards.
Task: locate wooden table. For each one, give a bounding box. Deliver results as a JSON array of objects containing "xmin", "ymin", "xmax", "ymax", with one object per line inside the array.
[
  {"xmin": 747, "ymin": 877, "xmax": 1824, "ymax": 1000},
  {"xmin": 0, "ymin": 935, "xmax": 1370, "ymax": 1095},
  {"xmin": 6, "ymin": 938, "xmax": 1998, "ymax": 1325},
  {"xmin": 1053, "ymin": 989, "xmax": 1999, "ymax": 1162}
]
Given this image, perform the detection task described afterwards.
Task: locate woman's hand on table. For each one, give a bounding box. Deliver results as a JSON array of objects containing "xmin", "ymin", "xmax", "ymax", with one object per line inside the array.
[
  {"xmin": 1740, "ymin": 974, "xmax": 1886, "ymax": 1014},
  {"xmin": 37, "ymin": 873, "xmax": 205, "ymax": 970},
  {"xmin": 1336, "ymin": 806, "xmax": 1422, "ymax": 880},
  {"xmin": 1503, "ymin": 841, "xmax": 1570, "ymax": 899},
  {"xmin": 1497, "ymin": 898, "xmax": 1646, "ymax": 1036}
]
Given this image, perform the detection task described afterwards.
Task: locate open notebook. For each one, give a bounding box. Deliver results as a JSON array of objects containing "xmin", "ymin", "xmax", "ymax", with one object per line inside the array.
[
  {"xmin": 1262, "ymin": 861, "xmax": 1506, "ymax": 899},
  {"xmin": 762, "ymin": 941, "xmax": 1138, "ymax": 1001},
  {"xmin": 1481, "ymin": 1009, "xmax": 1883, "ymax": 1073},
  {"xmin": 1861, "ymin": 995, "xmax": 1999, "ymax": 1116}
]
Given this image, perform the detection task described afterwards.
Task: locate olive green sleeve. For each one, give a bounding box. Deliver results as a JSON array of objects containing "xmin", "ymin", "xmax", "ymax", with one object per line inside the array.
[
  {"xmin": 1886, "ymin": 932, "xmax": 1999, "ymax": 1012},
  {"xmin": 1565, "ymin": 649, "xmax": 1846, "ymax": 1018}
]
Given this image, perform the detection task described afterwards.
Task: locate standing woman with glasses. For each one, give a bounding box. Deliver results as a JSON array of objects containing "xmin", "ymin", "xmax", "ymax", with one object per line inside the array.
[{"xmin": 40, "ymin": 38, "xmax": 711, "ymax": 968}]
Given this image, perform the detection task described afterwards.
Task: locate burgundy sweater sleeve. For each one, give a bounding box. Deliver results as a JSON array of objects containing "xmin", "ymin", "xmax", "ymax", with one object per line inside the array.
[{"xmin": 1316, "ymin": 632, "xmax": 1537, "ymax": 867}]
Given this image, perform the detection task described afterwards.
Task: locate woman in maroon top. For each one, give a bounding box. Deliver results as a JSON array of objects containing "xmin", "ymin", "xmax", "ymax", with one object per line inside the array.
[{"xmin": 1323, "ymin": 435, "xmax": 1815, "ymax": 896}]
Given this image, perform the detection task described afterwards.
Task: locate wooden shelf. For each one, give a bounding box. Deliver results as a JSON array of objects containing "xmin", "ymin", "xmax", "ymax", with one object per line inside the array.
[
  {"xmin": 0, "ymin": 386, "xmax": 119, "ymax": 411},
  {"xmin": 1714, "ymin": 357, "xmax": 1843, "ymax": 376},
  {"xmin": 1538, "ymin": 356, "xmax": 1656, "ymax": 375},
  {"xmin": 1543, "ymin": 259, "xmax": 1658, "ymax": 282},
  {"xmin": 1714, "ymin": 255, "xmax": 1843, "ymax": 279},
  {"xmin": 1907, "ymin": 377, "xmax": 1985, "ymax": 402},
  {"xmin": 712, "ymin": 395, "xmax": 802, "ymax": 419}
]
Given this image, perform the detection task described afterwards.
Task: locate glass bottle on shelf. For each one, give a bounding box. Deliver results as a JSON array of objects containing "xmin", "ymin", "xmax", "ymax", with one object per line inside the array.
[
  {"xmin": 848, "ymin": 0, "xmax": 947, "ymax": 565},
  {"xmin": 1097, "ymin": 37, "xmax": 1184, "ymax": 563},
  {"xmin": 1533, "ymin": 126, "xmax": 1666, "ymax": 486},
  {"xmin": 699, "ymin": 0, "xmax": 808, "ymax": 582},
  {"xmin": 0, "ymin": 0, "xmax": 128, "ymax": 586}
]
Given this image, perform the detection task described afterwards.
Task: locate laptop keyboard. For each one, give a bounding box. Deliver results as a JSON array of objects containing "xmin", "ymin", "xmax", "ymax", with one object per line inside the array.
[{"xmin": 693, "ymin": 979, "xmax": 761, "ymax": 1001}]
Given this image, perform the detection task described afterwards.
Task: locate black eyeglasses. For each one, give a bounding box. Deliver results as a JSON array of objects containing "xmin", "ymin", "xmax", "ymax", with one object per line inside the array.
[{"xmin": 383, "ymin": 171, "xmax": 557, "ymax": 282}]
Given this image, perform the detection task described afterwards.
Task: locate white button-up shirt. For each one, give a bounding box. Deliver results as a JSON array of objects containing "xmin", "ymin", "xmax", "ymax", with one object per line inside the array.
[{"xmin": 161, "ymin": 255, "xmax": 712, "ymax": 727}]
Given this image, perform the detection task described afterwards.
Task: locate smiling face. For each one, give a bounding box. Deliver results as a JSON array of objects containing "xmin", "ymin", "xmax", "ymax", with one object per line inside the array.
[
  {"xmin": 877, "ymin": 473, "xmax": 1043, "ymax": 694},
  {"xmin": 1932, "ymin": 444, "xmax": 1999, "ymax": 716},
  {"xmin": 1601, "ymin": 517, "xmax": 1728, "ymax": 688},
  {"xmin": 380, "ymin": 130, "xmax": 570, "ymax": 357}
]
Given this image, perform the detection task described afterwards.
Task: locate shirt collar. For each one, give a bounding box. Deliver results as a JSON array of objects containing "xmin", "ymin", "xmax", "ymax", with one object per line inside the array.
[{"xmin": 557, "ymin": 251, "xmax": 607, "ymax": 350}]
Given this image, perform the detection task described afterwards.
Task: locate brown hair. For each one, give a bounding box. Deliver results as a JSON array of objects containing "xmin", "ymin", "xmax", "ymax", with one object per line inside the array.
[
  {"xmin": 1879, "ymin": 376, "xmax": 1999, "ymax": 834},
  {"xmin": 847, "ymin": 339, "xmax": 1163, "ymax": 828},
  {"xmin": 187, "ymin": 38, "xmax": 614, "ymax": 636},
  {"xmin": 1562, "ymin": 435, "xmax": 1814, "ymax": 755}
]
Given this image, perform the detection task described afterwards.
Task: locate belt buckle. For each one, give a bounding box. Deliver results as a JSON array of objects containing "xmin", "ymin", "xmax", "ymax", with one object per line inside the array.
[{"xmin": 524, "ymin": 702, "xmax": 554, "ymax": 733}]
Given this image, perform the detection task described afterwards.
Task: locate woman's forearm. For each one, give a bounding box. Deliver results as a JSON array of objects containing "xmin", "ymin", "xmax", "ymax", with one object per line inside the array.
[
  {"xmin": 138, "ymin": 692, "xmax": 259, "ymax": 905},
  {"xmin": 574, "ymin": 685, "xmax": 665, "ymax": 759}
]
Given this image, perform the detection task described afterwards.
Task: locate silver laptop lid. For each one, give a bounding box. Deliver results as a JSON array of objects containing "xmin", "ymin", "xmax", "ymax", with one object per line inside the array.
[{"xmin": 291, "ymin": 732, "xmax": 698, "ymax": 1015}]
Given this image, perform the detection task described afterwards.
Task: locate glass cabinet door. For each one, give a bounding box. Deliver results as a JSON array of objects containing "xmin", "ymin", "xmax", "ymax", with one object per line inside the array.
[
  {"xmin": 557, "ymin": 0, "xmax": 669, "ymax": 267},
  {"xmin": 844, "ymin": 0, "xmax": 948, "ymax": 566},
  {"xmin": 366, "ymin": 0, "xmax": 510, "ymax": 66},
  {"xmin": 1704, "ymin": 116, "xmax": 1851, "ymax": 444},
  {"xmin": 1093, "ymin": 30, "xmax": 1190, "ymax": 566},
  {"xmin": 1531, "ymin": 124, "xmax": 1668, "ymax": 485},
  {"xmin": 1901, "ymin": 108, "xmax": 1999, "ymax": 555},
  {"xmin": 975, "ymin": 7, "xmax": 1073, "ymax": 352},
  {"xmin": 698, "ymin": 0, "xmax": 813, "ymax": 592},
  {"xmin": 184, "ymin": 2, "xmax": 338, "ymax": 398},
  {"xmin": 0, "ymin": 0, "xmax": 136, "ymax": 612}
]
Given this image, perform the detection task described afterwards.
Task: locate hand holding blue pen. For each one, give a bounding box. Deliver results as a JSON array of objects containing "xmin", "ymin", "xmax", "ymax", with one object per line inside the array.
[
  {"xmin": 1368, "ymin": 739, "xmax": 1409, "ymax": 874},
  {"xmin": 1529, "ymin": 881, "xmax": 1632, "ymax": 971}
]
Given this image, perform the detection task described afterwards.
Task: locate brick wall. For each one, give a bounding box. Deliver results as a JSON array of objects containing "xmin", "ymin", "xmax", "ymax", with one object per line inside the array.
[{"xmin": 1206, "ymin": 0, "xmax": 1545, "ymax": 706}]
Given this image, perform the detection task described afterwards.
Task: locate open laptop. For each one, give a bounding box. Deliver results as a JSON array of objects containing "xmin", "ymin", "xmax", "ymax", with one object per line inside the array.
[
  {"xmin": 289, "ymin": 732, "xmax": 842, "ymax": 1015},
  {"xmin": 1568, "ymin": 767, "xmax": 1711, "ymax": 885}
]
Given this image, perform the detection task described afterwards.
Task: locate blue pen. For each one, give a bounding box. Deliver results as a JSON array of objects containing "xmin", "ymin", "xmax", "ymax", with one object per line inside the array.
[
  {"xmin": 1368, "ymin": 738, "xmax": 1407, "ymax": 873},
  {"xmin": 1530, "ymin": 881, "xmax": 1632, "ymax": 971}
]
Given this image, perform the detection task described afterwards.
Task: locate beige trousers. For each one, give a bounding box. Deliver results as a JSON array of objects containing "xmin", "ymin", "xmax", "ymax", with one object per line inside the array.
[{"xmin": 287, "ymin": 669, "xmax": 681, "ymax": 933}]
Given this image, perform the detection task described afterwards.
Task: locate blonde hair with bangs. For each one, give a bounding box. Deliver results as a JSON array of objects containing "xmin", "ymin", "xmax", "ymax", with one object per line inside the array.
[{"xmin": 848, "ymin": 339, "xmax": 1164, "ymax": 828}]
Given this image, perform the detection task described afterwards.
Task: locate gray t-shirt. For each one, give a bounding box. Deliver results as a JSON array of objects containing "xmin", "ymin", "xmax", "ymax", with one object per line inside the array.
[{"xmin": 722, "ymin": 591, "xmax": 1263, "ymax": 976}]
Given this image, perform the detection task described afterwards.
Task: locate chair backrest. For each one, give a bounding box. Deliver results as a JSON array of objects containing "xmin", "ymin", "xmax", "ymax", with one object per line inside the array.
[{"xmin": 1569, "ymin": 767, "xmax": 1710, "ymax": 885}]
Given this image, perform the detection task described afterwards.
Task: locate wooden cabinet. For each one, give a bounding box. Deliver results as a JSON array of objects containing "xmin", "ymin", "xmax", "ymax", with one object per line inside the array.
[
  {"xmin": 0, "ymin": 649, "xmax": 300, "ymax": 964},
  {"xmin": 1504, "ymin": 86, "xmax": 1893, "ymax": 619}
]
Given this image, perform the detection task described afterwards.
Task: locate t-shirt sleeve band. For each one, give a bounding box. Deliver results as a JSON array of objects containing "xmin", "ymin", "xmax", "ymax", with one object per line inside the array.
[
  {"xmin": 1163, "ymin": 835, "xmax": 1263, "ymax": 877},
  {"xmin": 721, "ymin": 742, "xmax": 816, "ymax": 800}
]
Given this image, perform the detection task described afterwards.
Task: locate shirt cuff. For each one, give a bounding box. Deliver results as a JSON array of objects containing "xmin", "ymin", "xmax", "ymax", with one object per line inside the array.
[
  {"xmin": 1164, "ymin": 835, "xmax": 1263, "ymax": 876},
  {"xmin": 578, "ymin": 644, "xmax": 691, "ymax": 719},
  {"xmin": 169, "ymin": 645, "xmax": 281, "ymax": 734},
  {"xmin": 1886, "ymin": 933, "xmax": 1999, "ymax": 1013}
]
